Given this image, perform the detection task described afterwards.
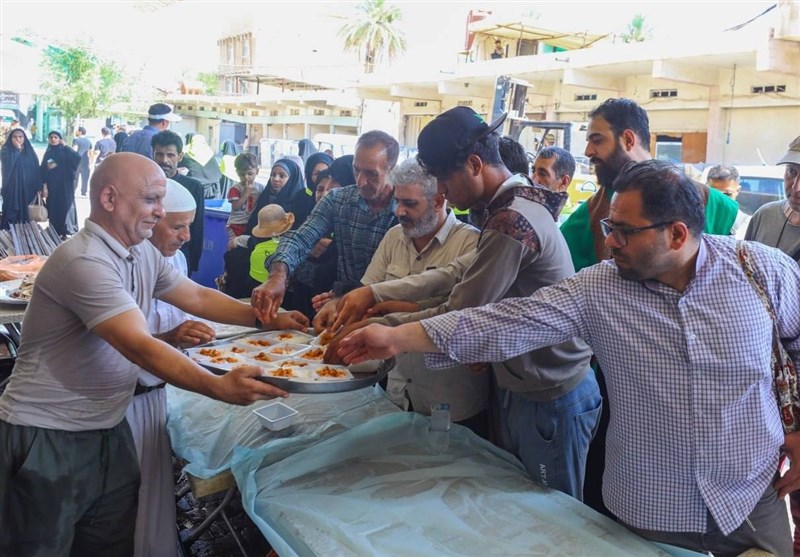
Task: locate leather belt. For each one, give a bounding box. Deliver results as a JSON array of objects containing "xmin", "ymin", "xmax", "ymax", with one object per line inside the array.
[{"xmin": 134, "ymin": 382, "xmax": 167, "ymax": 396}]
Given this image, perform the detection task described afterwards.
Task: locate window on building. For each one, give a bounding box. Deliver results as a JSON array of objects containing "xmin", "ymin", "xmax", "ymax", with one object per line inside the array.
[
  {"xmin": 227, "ymin": 43, "xmax": 233, "ymax": 64},
  {"xmin": 457, "ymin": 100, "xmax": 473, "ymax": 107},
  {"xmin": 413, "ymin": 101, "xmax": 428, "ymax": 107},
  {"xmin": 242, "ymin": 38, "xmax": 250, "ymax": 60},
  {"xmin": 290, "ymin": 109, "xmax": 300, "ymax": 116},
  {"xmin": 340, "ymin": 110, "xmax": 352, "ymax": 117},
  {"xmin": 752, "ymin": 84, "xmax": 786, "ymax": 94},
  {"xmin": 314, "ymin": 109, "xmax": 325, "ymax": 116},
  {"xmin": 241, "ymin": 80, "xmax": 249, "ymax": 95},
  {"xmin": 270, "ymin": 110, "xmax": 279, "ymax": 116},
  {"xmin": 650, "ymin": 89, "xmax": 678, "ymax": 98},
  {"xmin": 575, "ymin": 94, "xmax": 597, "ymax": 101}
]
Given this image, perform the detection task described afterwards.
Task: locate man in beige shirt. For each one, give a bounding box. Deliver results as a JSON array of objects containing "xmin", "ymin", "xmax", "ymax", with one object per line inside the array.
[{"xmin": 315, "ymin": 158, "xmax": 487, "ymax": 433}]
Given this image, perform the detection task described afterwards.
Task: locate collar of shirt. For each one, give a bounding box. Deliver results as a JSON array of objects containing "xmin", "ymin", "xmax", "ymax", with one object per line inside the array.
[
  {"xmin": 486, "ymin": 173, "xmax": 531, "ymax": 206},
  {"xmin": 641, "ymin": 236, "xmax": 708, "ymax": 294},
  {"xmin": 403, "ymin": 209, "xmax": 461, "ymax": 255},
  {"xmin": 83, "ymin": 219, "xmax": 140, "ymax": 261}
]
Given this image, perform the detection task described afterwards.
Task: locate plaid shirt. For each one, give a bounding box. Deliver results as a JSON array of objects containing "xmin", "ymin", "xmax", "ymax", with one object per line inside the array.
[
  {"xmin": 267, "ymin": 185, "xmax": 398, "ymax": 291},
  {"xmin": 422, "ymin": 235, "xmax": 800, "ymax": 535}
]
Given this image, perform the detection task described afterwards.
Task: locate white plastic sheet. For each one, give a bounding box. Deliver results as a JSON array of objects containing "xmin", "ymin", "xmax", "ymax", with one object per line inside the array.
[
  {"xmin": 166, "ymin": 385, "xmax": 400, "ymax": 478},
  {"xmin": 233, "ymin": 413, "xmax": 703, "ymax": 557}
]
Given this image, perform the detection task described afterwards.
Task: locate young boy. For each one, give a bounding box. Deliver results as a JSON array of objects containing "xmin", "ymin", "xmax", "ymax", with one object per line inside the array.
[{"xmin": 226, "ymin": 152, "xmax": 264, "ymax": 239}]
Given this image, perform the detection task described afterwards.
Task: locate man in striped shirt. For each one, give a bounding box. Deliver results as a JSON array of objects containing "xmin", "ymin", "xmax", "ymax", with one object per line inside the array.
[{"xmin": 337, "ymin": 160, "xmax": 796, "ymax": 557}]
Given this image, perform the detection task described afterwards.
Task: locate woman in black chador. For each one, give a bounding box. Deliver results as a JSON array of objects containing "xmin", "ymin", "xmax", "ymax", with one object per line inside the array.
[
  {"xmin": 40, "ymin": 130, "xmax": 81, "ymax": 237},
  {"xmin": 1, "ymin": 128, "xmax": 43, "ymax": 229}
]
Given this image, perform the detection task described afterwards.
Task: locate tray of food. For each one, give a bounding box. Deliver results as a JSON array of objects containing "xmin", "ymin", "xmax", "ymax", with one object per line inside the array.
[
  {"xmin": 0, "ymin": 275, "xmax": 35, "ymax": 305},
  {"xmin": 187, "ymin": 330, "xmax": 394, "ymax": 394}
]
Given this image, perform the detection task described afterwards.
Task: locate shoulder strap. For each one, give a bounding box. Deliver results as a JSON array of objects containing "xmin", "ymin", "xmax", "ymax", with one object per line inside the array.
[{"xmin": 736, "ymin": 240, "xmax": 776, "ymax": 320}]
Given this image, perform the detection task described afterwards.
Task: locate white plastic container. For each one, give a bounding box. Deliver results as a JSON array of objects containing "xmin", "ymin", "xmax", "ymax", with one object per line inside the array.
[{"xmin": 252, "ymin": 401, "xmax": 299, "ymax": 431}]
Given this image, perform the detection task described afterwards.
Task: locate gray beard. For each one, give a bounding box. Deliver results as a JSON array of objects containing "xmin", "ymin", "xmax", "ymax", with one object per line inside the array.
[{"xmin": 401, "ymin": 211, "xmax": 440, "ymax": 239}]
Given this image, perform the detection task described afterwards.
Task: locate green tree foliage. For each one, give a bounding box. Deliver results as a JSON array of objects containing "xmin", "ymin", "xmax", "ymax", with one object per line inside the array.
[
  {"xmin": 40, "ymin": 45, "xmax": 124, "ymax": 132},
  {"xmin": 339, "ymin": 0, "xmax": 407, "ymax": 73},
  {"xmin": 620, "ymin": 14, "xmax": 653, "ymax": 43},
  {"xmin": 196, "ymin": 72, "xmax": 220, "ymax": 95}
]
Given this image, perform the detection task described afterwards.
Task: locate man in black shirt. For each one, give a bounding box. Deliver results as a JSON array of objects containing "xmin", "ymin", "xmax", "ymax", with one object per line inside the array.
[{"xmin": 151, "ymin": 131, "xmax": 206, "ymax": 275}]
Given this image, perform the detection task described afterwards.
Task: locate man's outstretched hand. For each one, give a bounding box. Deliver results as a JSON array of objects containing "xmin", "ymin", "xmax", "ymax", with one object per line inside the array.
[
  {"xmin": 251, "ymin": 271, "xmax": 288, "ymax": 322},
  {"xmin": 330, "ymin": 286, "xmax": 376, "ymax": 332}
]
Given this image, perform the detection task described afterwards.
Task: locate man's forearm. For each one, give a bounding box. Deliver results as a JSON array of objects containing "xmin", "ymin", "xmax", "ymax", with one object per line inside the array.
[
  {"xmin": 267, "ymin": 261, "xmax": 290, "ymax": 280},
  {"xmin": 97, "ymin": 316, "xmax": 221, "ymax": 398},
  {"xmin": 395, "ymin": 322, "xmax": 439, "ymax": 353},
  {"xmin": 190, "ymin": 288, "xmax": 258, "ymax": 326}
]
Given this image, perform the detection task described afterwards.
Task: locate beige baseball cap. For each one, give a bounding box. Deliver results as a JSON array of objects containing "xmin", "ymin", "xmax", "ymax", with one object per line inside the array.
[{"xmin": 777, "ymin": 135, "xmax": 800, "ymax": 165}]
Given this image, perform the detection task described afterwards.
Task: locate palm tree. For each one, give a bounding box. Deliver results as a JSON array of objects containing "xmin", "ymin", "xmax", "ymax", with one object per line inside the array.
[
  {"xmin": 620, "ymin": 14, "xmax": 653, "ymax": 43},
  {"xmin": 339, "ymin": 0, "xmax": 407, "ymax": 73}
]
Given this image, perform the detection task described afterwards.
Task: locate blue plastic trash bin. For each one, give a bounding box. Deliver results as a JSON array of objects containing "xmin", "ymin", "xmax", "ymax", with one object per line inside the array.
[{"xmin": 192, "ymin": 200, "xmax": 231, "ymax": 288}]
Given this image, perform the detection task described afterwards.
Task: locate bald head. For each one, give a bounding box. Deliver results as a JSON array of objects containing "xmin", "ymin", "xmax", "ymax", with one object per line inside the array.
[{"xmin": 90, "ymin": 153, "xmax": 168, "ymax": 247}]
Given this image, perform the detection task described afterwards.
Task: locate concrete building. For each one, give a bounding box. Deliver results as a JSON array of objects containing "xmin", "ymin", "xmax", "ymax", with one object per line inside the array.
[
  {"xmin": 165, "ymin": 20, "xmax": 361, "ymax": 162},
  {"xmin": 354, "ymin": 1, "xmax": 800, "ymax": 167}
]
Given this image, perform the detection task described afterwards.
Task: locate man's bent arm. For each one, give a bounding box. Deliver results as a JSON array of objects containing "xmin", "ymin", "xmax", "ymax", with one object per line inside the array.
[
  {"xmin": 369, "ymin": 251, "xmax": 475, "ymax": 303},
  {"xmin": 160, "ymin": 278, "xmax": 258, "ymax": 326},
  {"xmin": 93, "ymin": 309, "xmax": 287, "ymax": 403}
]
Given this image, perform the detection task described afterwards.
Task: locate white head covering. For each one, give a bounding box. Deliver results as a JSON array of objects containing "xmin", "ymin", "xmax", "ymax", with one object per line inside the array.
[{"xmin": 163, "ymin": 179, "xmax": 196, "ymax": 213}]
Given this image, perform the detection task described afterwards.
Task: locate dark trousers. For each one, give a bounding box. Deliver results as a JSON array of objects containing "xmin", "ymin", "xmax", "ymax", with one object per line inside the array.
[
  {"xmin": 582, "ymin": 364, "xmax": 614, "ymax": 516},
  {"xmin": 621, "ymin": 478, "xmax": 791, "ymax": 557},
  {"xmin": 0, "ymin": 419, "xmax": 140, "ymax": 556},
  {"xmin": 75, "ymin": 163, "xmax": 90, "ymax": 195}
]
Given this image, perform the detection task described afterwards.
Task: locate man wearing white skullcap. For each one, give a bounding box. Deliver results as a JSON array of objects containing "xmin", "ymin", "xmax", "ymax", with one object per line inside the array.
[{"xmin": 125, "ymin": 177, "xmax": 204, "ymax": 556}]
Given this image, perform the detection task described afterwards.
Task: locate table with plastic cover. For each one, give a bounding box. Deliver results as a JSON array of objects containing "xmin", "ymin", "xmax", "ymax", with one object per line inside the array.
[
  {"xmin": 166, "ymin": 383, "xmax": 402, "ymax": 484},
  {"xmin": 230, "ymin": 412, "xmax": 705, "ymax": 557},
  {"xmin": 167, "ymin": 384, "xmax": 403, "ymax": 546}
]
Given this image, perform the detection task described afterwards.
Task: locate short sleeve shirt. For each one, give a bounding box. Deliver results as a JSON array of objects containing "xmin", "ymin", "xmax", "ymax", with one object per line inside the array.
[
  {"xmin": 94, "ymin": 137, "xmax": 117, "ymax": 165},
  {"xmin": 0, "ymin": 219, "xmax": 183, "ymax": 430}
]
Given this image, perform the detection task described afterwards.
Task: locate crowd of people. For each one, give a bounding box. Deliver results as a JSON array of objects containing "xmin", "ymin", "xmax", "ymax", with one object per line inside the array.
[{"xmin": 0, "ymin": 95, "xmax": 799, "ymax": 557}]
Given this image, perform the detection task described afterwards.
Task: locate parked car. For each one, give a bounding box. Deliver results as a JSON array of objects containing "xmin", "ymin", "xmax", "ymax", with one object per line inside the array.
[
  {"xmin": 559, "ymin": 174, "xmax": 598, "ymax": 223},
  {"xmin": 702, "ymin": 165, "xmax": 785, "ymax": 215}
]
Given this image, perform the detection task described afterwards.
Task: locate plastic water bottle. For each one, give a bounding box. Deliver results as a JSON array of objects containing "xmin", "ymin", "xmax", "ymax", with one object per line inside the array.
[{"xmin": 429, "ymin": 403, "xmax": 451, "ymax": 453}]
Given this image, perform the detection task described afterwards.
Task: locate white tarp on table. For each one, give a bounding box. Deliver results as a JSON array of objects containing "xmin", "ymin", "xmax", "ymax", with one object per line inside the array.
[
  {"xmin": 233, "ymin": 412, "xmax": 702, "ymax": 557},
  {"xmin": 166, "ymin": 385, "xmax": 400, "ymax": 479}
]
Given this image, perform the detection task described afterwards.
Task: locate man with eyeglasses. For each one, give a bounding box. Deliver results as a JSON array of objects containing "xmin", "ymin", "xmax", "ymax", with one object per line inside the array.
[
  {"xmin": 337, "ymin": 159, "xmax": 796, "ymax": 557},
  {"xmin": 559, "ymin": 97, "xmax": 740, "ymax": 516}
]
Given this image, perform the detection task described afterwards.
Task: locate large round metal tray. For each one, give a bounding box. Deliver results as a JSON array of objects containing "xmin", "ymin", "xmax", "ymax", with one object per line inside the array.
[
  {"xmin": 256, "ymin": 357, "xmax": 394, "ymax": 394},
  {"xmin": 191, "ymin": 334, "xmax": 394, "ymax": 394}
]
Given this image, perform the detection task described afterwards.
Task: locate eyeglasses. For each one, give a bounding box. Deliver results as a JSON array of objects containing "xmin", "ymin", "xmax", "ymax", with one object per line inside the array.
[{"xmin": 599, "ymin": 218, "xmax": 673, "ymax": 247}]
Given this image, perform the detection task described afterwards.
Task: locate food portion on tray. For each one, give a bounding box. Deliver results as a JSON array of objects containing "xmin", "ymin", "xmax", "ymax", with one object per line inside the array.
[{"xmin": 186, "ymin": 330, "xmax": 367, "ymax": 384}]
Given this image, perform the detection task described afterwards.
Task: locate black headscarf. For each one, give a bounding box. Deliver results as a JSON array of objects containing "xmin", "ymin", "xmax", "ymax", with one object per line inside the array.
[
  {"xmin": 219, "ymin": 139, "xmax": 241, "ymax": 157},
  {"xmin": 1, "ymin": 130, "xmax": 42, "ymax": 229},
  {"xmin": 303, "ymin": 152, "xmax": 334, "ymax": 191},
  {"xmin": 298, "ymin": 138, "xmax": 317, "ymax": 162},
  {"xmin": 247, "ymin": 158, "xmax": 314, "ymax": 232},
  {"xmin": 40, "ymin": 134, "xmax": 81, "ymax": 236},
  {"xmin": 329, "ymin": 154, "xmax": 355, "ymax": 187}
]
